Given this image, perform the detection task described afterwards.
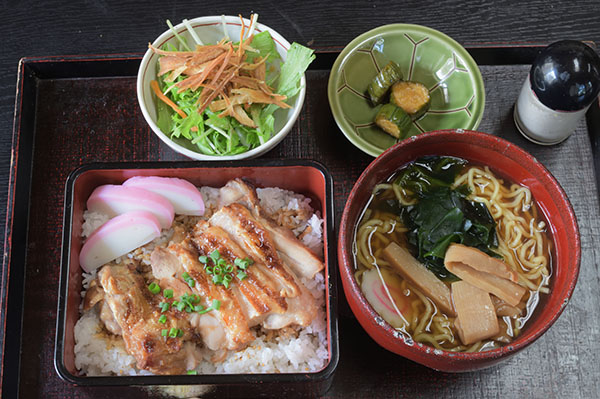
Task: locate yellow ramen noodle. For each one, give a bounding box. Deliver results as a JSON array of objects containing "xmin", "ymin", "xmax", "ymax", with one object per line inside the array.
[{"xmin": 354, "ymin": 165, "xmax": 552, "ymax": 352}]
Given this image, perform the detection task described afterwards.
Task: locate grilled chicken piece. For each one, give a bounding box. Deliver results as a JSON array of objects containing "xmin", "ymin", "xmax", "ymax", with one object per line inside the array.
[
  {"xmin": 150, "ymin": 247, "xmax": 193, "ymax": 298},
  {"xmin": 99, "ymin": 301, "xmax": 122, "ymax": 335},
  {"xmin": 151, "ymin": 245, "xmax": 238, "ymax": 352},
  {"xmin": 82, "ymin": 280, "xmax": 123, "ymax": 335},
  {"xmin": 208, "ymin": 204, "xmax": 317, "ymax": 327},
  {"xmin": 83, "ymin": 279, "xmax": 104, "ymax": 311},
  {"xmin": 194, "ymin": 220, "xmax": 317, "ymax": 329},
  {"xmin": 188, "ymin": 312, "xmax": 227, "ymax": 351},
  {"xmin": 218, "ymin": 178, "xmax": 324, "ymax": 278},
  {"xmin": 209, "ymin": 204, "xmax": 302, "ymax": 298},
  {"xmin": 218, "ymin": 178, "xmax": 261, "ymax": 210},
  {"xmin": 192, "ymin": 221, "xmax": 290, "ymax": 324},
  {"xmin": 262, "ymin": 281, "xmax": 317, "ymax": 329},
  {"xmin": 97, "ymin": 262, "xmax": 197, "ymax": 374},
  {"xmin": 167, "ymin": 238, "xmax": 256, "ymax": 351},
  {"xmin": 152, "ymin": 239, "xmax": 259, "ymax": 352},
  {"xmin": 254, "ymin": 215, "xmax": 324, "ymax": 279}
]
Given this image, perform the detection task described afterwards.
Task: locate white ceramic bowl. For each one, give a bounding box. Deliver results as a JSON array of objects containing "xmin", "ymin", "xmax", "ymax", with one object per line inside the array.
[{"xmin": 137, "ymin": 16, "xmax": 306, "ymax": 160}]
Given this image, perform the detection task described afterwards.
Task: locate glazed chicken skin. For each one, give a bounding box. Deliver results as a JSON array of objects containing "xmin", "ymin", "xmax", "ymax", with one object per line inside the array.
[
  {"xmin": 92, "ymin": 261, "xmax": 200, "ymax": 374},
  {"xmin": 83, "ymin": 178, "xmax": 324, "ymax": 375},
  {"xmin": 219, "ymin": 179, "xmax": 324, "ymax": 279},
  {"xmin": 153, "ymin": 236, "xmax": 256, "ymax": 351}
]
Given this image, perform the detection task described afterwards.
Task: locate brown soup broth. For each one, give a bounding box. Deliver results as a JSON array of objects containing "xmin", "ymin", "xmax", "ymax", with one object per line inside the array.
[{"xmin": 353, "ymin": 163, "xmax": 553, "ymax": 352}]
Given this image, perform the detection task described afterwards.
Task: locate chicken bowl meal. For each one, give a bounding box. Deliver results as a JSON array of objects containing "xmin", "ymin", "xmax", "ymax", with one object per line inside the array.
[
  {"xmin": 338, "ymin": 130, "xmax": 580, "ymax": 372},
  {"xmin": 55, "ymin": 161, "xmax": 338, "ymax": 393}
]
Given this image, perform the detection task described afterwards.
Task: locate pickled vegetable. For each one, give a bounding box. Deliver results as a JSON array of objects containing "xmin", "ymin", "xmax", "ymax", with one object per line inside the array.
[
  {"xmin": 368, "ymin": 61, "xmax": 404, "ymax": 105},
  {"xmin": 374, "ymin": 103, "xmax": 412, "ymax": 138},
  {"xmin": 390, "ymin": 81, "xmax": 431, "ymax": 119}
]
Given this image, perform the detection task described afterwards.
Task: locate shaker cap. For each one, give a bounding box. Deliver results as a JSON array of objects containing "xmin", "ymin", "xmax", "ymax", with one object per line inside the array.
[{"xmin": 530, "ymin": 40, "xmax": 600, "ymax": 111}]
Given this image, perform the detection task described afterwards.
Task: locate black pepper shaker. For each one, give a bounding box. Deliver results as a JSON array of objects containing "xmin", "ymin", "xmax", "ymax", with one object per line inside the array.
[{"xmin": 514, "ymin": 40, "xmax": 600, "ymax": 145}]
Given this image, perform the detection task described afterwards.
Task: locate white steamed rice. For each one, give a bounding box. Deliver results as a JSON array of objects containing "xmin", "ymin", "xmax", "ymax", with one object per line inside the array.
[{"xmin": 74, "ymin": 185, "xmax": 328, "ymax": 376}]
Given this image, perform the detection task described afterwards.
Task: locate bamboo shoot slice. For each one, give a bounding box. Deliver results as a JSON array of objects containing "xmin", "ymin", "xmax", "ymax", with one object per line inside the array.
[
  {"xmin": 445, "ymin": 243, "xmax": 518, "ymax": 282},
  {"xmin": 383, "ymin": 242, "xmax": 456, "ymax": 316},
  {"xmin": 446, "ymin": 262, "xmax": 526, "ymax": 307},
  {"xmin": 452, "ymin": 280, "xmax": 499, "ymax": 345}
]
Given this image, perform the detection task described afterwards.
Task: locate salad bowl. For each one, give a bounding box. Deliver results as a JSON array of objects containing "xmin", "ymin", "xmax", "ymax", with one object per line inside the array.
[{"xmin": 137, "ymin": 15, "xmax": 308, "ymax": 160}]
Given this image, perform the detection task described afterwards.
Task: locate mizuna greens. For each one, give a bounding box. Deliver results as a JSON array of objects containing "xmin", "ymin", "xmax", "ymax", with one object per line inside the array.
[
  {"xmin": 388, "ymin": 156, "xmax": 500, "ymax": 281},
  {"xmin": 151, "ymin": 15, "xmax": 315, "ymax": 156}
]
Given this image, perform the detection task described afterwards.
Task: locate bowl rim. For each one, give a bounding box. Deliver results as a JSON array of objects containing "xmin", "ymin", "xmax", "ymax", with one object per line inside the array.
[
  {"xmin": 338, "ymin": 129, "xmax": 581, "ymax": 367},
  {"xmin": 136, "ymin": 15, "xmax": 306, "ymax": 161},
  {"xmin": 327, "ymin": 23, "xmax": 486, "ymax": 157},
  {"xmin": 54, "ymin": 159, "xmax": 339, "ymax": 385}
]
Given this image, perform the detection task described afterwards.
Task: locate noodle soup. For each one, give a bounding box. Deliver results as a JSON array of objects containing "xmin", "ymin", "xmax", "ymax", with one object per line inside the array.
[{"xmin": 353, "ymin": 156, "xmax": 552, "ymax": 352}]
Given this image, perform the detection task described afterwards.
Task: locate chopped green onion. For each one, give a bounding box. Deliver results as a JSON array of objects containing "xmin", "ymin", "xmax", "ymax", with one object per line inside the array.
[
  {"xmin": 225, "ymin": 264, "xmax": 234, "ymax": 273},
  {"xmin": 217, "ymin": 258, "xmax": 227, "ymax": 267},
  {"xmin": 177, "ymin": 329, "xmax": 184, "ymax": 337},
  {"xmin": 172, "ymin": 300, "xmax": 179, "ymax": 307},
  {"xmin": 206, "ymin": 266, "xmax": 214, "ymax": 275},
  {"xmin": 181, "ymin": 272, "xmax": 196, "ymax": 288},
  {"xmin": 168, "ymin": 327, "xmax": 178, "ymax": 338},
  {"xmin": 198, "ymin": 255, "xmax": 209, "ymax": 264},
  {"xmin": 176, "ymin": 302, "xmax": 186, "ymax": 312},
  {"xmin": 159, "ymin": 302, "xmax": 170, "ymax": 313},
  {"xmin": 235, "ymin": 257, "xmax": 253, "ymax": 270},
  {"xmin": 222, "ymin": 280, "xmax": 230, "ymax": 289},
  {"xmin": 197, "ymin": 299, "xmax": 220, "ymax": 315},
  {"xmin": 209, "ymin": 250, "xmax": 220, "ymax": 263},
  {"xmin": 163, "ymin": 289, "xmax": 174, "ymax": 299},
  {"xmin": 224, "ymin": 274, "xmax": 233, "ymax": 282},
  {"xmin": 212, "ymin": 275, "xmax": 223, "ymax": 285},
  {"xmin": 161, "ymin": 329, "xmax": 169, "ymax": 337},
  {"xmin": 237, "ymin": 271, "xmax": 247, "ymax": 281},
  {"xmin": 158, "ymin": 314, "xmax": 167, "ymax": 324},
  {"xmin": 187, "ymin": 370, "xmax": 198, "ymax": 375},
  {"xmin": 148, "ymin": 282, "xmax": 161, "ymax": 294},
  {"xmin": 194, "ymin": 305, "xmax": 203, "ymax": 312},
  {"xmin": 213, "ymin": 266, "xmax": 223, "ymax": 275},
  {"xmin": 190, "ymin": 294, "xmax": 200, "ymax": 304}
]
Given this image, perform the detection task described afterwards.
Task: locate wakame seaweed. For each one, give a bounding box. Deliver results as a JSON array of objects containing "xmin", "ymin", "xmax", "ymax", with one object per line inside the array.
[{"xmin": 394, "ymin": 156, "xmax": 500, "ymax": 281}]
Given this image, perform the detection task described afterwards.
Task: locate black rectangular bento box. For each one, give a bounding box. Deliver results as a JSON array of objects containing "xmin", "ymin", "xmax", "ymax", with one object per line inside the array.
[{"xmin": 54, "ymin": 159, "xmax": 339, "ymax": 396}]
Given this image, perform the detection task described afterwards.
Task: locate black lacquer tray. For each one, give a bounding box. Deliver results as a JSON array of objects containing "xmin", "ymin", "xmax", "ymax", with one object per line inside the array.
[{"xmin": 2, "ymin": 45, "xmax": 600, "ymax": 398}]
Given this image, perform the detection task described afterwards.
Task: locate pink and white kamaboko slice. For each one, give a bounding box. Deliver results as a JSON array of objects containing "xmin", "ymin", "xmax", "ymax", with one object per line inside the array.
[
  {"xmin": 87, "ymin": 184, "xmax": 174, "ymax": 229},
  {"xmin": 79, "ymin": 211, "xmax": 162, "ymax": 272},
  {"xmin": 123, "ymin": 176, "xmax": 205, "ymax": 216}
]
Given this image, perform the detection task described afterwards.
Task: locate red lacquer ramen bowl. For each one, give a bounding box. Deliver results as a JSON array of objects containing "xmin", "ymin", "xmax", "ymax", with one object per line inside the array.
[{"xmin": 338, "ymin": 129, "xmax": 580, "ymax": 372}]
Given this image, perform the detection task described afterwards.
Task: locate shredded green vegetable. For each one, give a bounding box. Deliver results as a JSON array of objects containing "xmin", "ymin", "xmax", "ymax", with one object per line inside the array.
[{"xmin": 154, "ymin": 19, "xmax": 315, "ymax": 156}]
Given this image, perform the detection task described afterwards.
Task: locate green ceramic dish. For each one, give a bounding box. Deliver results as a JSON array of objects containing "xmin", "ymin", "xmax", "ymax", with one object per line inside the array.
[{"xmin": 328, "ymin": 24, "xmax": 485, "ymax": 157}]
